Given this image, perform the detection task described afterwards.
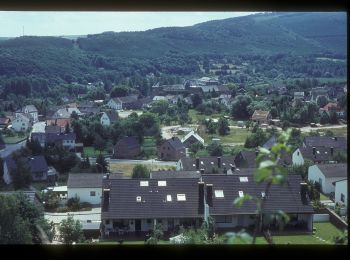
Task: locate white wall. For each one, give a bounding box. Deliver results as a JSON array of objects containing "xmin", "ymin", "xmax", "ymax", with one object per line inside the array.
[
  {"xmin": 313, "ymin": 214, "xmax": 330, "ymax": 222},
  {"xmin": 292, "ymin": 148, "xmax": 304, "ymax": 165},
  {"xmin": 12, "ymin": 117, "xmax": 29, "ymax": 132},
  {"xmin": 308, "ymin": 165, "xmax": 346, "ymax": 194},
  {"xmin": 3, "ymin": 162, "xmax": 12, "ymax": 184},
  {"xmin": 176, "ymin": 160, "xmax": 183, "ymax": 171},
  {"xmin": 100, "ymin": 113, "xmax": 111, "ymax": 126},
  {"xmin": 335, "ymin": 179, "xmax": 347, "ymax": 207},
  {"xmin": 107, "ymin": 99, "xmax": 122, "ymax": 110},
  {"xmin": 68, "ymin": 187, "xmax": 102, "ymax": 205}
]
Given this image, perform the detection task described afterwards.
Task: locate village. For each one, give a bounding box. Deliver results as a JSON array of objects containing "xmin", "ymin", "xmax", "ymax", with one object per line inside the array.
[{"xmin": 0, "ymin": 75, "xmax": 347, "ymax": 245}]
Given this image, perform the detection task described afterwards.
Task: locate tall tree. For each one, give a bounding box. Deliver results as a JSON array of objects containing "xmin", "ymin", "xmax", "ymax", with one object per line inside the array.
[
  {"xmin": 11, "ymin": 157, "xmax": 32, "ymax": 190},
  {"xmin": 58, "ymin": 216, "xmax": 85, "ymax": 245},
  {"xmin": 132, "ymin": 164, "xmax": 150, "ymax": 179},
  {"xmin": 217, "ymin": 117, "xmax": 230, "ymax": 135}
]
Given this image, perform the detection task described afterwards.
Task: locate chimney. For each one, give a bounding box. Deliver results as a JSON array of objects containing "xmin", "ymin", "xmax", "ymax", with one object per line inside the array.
[
  {"xmin": 334, "ymin": 137, "xmax": 338, "ymax": 141},
  {"xmin": 106, "ymin": 173, "xmax": 110, "ymax": 179},
  {"xmin": 330, "ymin": 147, "xmax": 334, "ymax": 156},
  {"xmin": 172, "ymin": 136, "xmax": 175, "ymax": 141},
  {"xmin": 300, "ymin": 182, "xmax": 308, "ymax": 205},
  {"xmin": 255, "ymin": 150, "xmax": 259, "ymax": 157},
  {"xmin": 312, "ymin": 147, "xmax": 316, "ymax": 155},
  {"xmin": 231, "ymin": 165, "xmax": 236, "ymax": 172},
  {"xmin": 196, "ymin": 158, "xmax": 200, "ymax": 169},
  {"xmin": 217, "ymin": 157, "xmax": 221, "ymax": 168},
  {"xmin": 198, "ymin": 182, "xmax": 205, "ymax": 214},
  {"xmin": 206, "ymin": 184, "xmax": 213, "ymax": 207},
  {"xmin": 200, "ymin": 168, "xmax": 205, "ymax": 175},
  {"xmin": 102, "ymin": 189, "xmax": 110, "ymax": 212}
]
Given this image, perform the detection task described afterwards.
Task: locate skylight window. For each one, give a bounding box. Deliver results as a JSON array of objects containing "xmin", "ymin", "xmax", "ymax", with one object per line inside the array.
[
  {"xmin": 239, "ymin": 177, "xmax": 249, "ymax": 182},
  {"xmin": 177, "ymin": 194, "xmax": 186, "ymax": 201},
  {"xmin": 238, "ymin": 191, "xmax": 244, "ymax": 197},
  {"xmin": 210, "ymin": 162, "xmax": 214, "ymax": 165},
  {"xmin": 214, "ymin": 190, "xmax": 224, "ymax": 198},
  {"xmin": 140, "ymin": 181, "xmax": 149, "ymax": 187},
  {"xmin": 316, "ymin": 151, "xmax": 320, "ymax": 154},
  {"xmin": 136, "ymin": 196, "xmax": 142, "ymax": 202},
  {"xmin": 201, "ymin": 161, "xmax": 204, "ymax": 165},
  {"xmin": 158, "ymin": 181, "xmax": 167, "ymax": 186},
  {"xmin": 166, "ymin": 195, "xmax": 172, "ymax": 202},
  {"xmin": 261, "ymin": 192, "xmax": 266, "ymax": 199}
]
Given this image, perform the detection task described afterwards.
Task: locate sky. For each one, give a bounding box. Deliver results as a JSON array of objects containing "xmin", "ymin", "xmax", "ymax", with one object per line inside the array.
[{"xmin": 0, "ymin": 11, "xmax": 258, "ymax": 37}]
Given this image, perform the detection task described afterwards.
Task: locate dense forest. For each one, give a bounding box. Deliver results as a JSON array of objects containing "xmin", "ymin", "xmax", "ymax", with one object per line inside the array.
[{"xmin": 0, "ymin": 12, "xmax": 346, "ymax": 100}]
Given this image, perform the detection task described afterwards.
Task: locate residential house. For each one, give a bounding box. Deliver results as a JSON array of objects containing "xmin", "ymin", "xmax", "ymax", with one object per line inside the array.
[
  {"xmin": 67, "ymin": 173, "xmax": 103, "ymax": 205},
  {"xmin": 293, "ymin": 92, "xmax": 305, "ymax": 101},
  {"xmin": 235, "ymin": 150, "xmax": 291, "ymax": 168},
  {"xmin": 52, "ymin": 107, "xmax": 83, "ymax": 119},
  {"xmin": 3, "ymin": 155, "xmax": 56, "ymax": 184},
  {"xmin": 45, "ymin": 118, "xmax": 72, "ymax": 133},
  {"xmin": 251, "ymin": 110, "xmax": 271, "ymax": 125},
  {"xmin": 31, "ymin": 132, "xmax": 76, "ymax": 150},
  {"xmin": 319, "ymin": 102, "xmax": 345, "ymax": 118},
  {"xmin": 158, "ymin": 137, "xmax": 186, "ymax": 161},
  {"xmin": 292, "ymin": 146, "xmax": 345, "ymax": 165},
  {"xmin": 15, "ymin": 105, "xmax": 38, "ymax": 123},
  {"xmin": 150, "ymin": 171, "xmax": 201, "ymax": 179},
  {"xmin": 177, "ymin": 156, "xmax": 236, "ymax": 174},
  {"xmin": 107, "ymin": 95, "xmax": 139, "ymax": 110},
  {"xmin": 262, "ymin": 135, "xmax": 277, "ymax": 150},
  {"xmin": 181, "ymin": 131, "xmax": 205, "ymax": 148},
  {"xmin": 308, "ymin": 164, "xmax": 347, "ymax": 194},
  {"xmin": 100, "ymin": 111, "xmax": 118, "ymax": 126},
  {"xmin": 196, "ymin": 77, "xmax": 219, "ymax": 86},
  {"xmin": 310, "ymin": 87, "xmax": 329, "ymax": 102},
  {"xmin": 333, "ymin": 179, "xmax": 347, "ymax": 207},
  {"xmin": 12, "ymin": 113, "xmax": 32, "ymax": 132},
  {"xmin": 100, "ymin": 174, "xmax": 313, "ymax": 236},
  {"xmin": 302, "ymin": 136, "xmax": 347, "ymax": 149},
  {"xmin": 0, "ymin": 117, "xmax": 11, "ymax": 129},
  {"xmin": 113, "ymin": 136, "xmax": 141, "ymax": 159},
  {"xmin": 78, "ymin": 101, "xmax": 101, "ymax": 117},
  {"xmin": 45, "ymin": 125, "xmax": 62, "ymax": 134}
]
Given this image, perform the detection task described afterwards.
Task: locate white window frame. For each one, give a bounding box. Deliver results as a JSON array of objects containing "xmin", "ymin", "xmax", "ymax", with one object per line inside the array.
[
  {"xmin": 177, "ymin": 194, "xmax": 186, "ymax": 201},
  {"xmin": 140, "ymin": 181, "xmax": 149, "ymax": 187},
  {"xmin": 214, "ymin": 190, "xmax": 224, "ymax": 198},
  {"xmin": 158, "ymin": 181, "xmax": 167, "ymax": 187},
  {"xmin": 238, "ymin": 191, "xmax": 244, "ymax": 197}
]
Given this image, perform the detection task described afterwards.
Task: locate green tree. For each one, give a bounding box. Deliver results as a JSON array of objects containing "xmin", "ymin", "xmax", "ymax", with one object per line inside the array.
[
  {"xmin": 132, "ymin": 164, "xmax": 150, "ymax": 179},
  {"xmin": 231, "ymin": 95, "xmax": 252, "ymax": 119},
  {"xmin": 329, "ymin": 111, "xmax": 338, "ymax": 124},
  {"xmin": 58, "ymin": 216, "xmax": 85, "ymax": 244},
  {"xmin": 317, "ymin": 95, "xmax": 328, "ymax": 108},
  {"xmin": 207, "ymin": 142, "xmax": 223, "ymax": 156},
  {"xmin": 67, "ymin": 195, "xmax": 81, "ymax": 211},
  {"xmin": 244, "ymin": 129, "xmax": 267, "ymax": 148},
  {"xmin": 320, "ymin": 112, "xmax": 330, "ymax": 125},
  {"xmin": 190, "ymin": 94, "xmax": 202, "ymax": 108},
  {"xmin": 206, "ymin": 120, "xmax": 217, "ymax": 134},
  {"xmin": 110, "ymin": 85, "xmax": 128, "ymax": 98},
  {"xmin": 146, "ymin": 223, "xmax": 164, "ymax": 245},
  {"xmin": 11, "ymin": 157, "xmax": 32, "ymax": 190},
  {"xmin": 93, "ymin": 133, "xmax": 106, "ymax": 154},
  {"xmin": 96, "ymin": 154, "xmax": 108, "ymax": 173},
  {"xmin": 217, "ymin": 117, "xmax": 230, "ymax": 136}
]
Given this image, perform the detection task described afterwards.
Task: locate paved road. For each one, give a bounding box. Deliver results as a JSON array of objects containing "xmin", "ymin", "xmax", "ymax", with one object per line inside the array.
[{"xmin": 0, "ymin": 140, "xmax": 27, "ymax": 158}]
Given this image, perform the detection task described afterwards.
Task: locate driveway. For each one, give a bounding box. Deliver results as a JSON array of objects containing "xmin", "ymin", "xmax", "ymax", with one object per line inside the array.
[{"xmin": 0, "ymin": 140, "xmax": 27, "ymax": 158}]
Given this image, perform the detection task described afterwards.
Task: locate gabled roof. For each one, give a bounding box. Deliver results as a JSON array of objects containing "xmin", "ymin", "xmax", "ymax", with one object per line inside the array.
[
  {"xmin": 113, "ymin": 95, "xmax": 138, "ymax": 103},
  {"xmin": 5, "ymin": 155, "xmax": 48, "ymax": 173},
  {"xmin": 116, "ymin": 136, "xmax": 140, "ymax": 149},
  {"xmin": 303, "ymin": 136, "xmax": 347, "ymax": 149},
  {"xmin": 46, "ymin": 118, "xmax": 72, "ymax": 128},
  {"xmin": 45, "ymin": 125, "xmax": 62, "ymax": 134},
  {"xmin": 68, "ymin": 174, "xmax": 103, "ymax": 188},
  {"xmin": 235, "ymin": 151, "xmax": 258, "ymax": 168},
  {"xmin": 180, "ymin": 156, "xmax": 236, "ymax": 174},
  {"xmin": 103, "ymin": 111, "xmax": 118, "ymax": 122},
  {"xmin": 17, "ymin": 105, "xmax": 38, "ymax": 113},
  {"xmin": 0, "ymin": 118, "xmax": 10, "ymax": 125},
  {"xmin": 298, "ymin": 147, "xmax": 346, "ymax": 162},
  {"xmin": 251, "ymin": 110, "xmax": 270, "ymax": 120},
  {"xmin": 165, "ymin": 137, "xmax": 186, "ymax": 151},
  {"xmin": 262, "ymin": 135, "xmax": 277, "ymax": 150},
  {"xmin": 181, "ymin": 131, "xmax": 204, "ymax": 145},
  {"xmin": 315, "ymin": 164, "xmax": 347, "ymax": 178},
  {"xmin": 53, "ymin": 108, "xmax": 82, "ymax": 118}
]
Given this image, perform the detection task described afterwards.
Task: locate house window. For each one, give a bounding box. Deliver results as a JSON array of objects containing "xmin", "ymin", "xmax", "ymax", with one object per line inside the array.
[
  {"xmin": 318, "ymin": 178, "xmax": 323, "ymax": 189},
  {"xmin": 157, "ymin": 219, "xmax": 162, "ymax": 224},
  {"xmin": 166, "ymin": 195, "xmax": 172, "ymax": 202},
  {"xmin": 136, "ymin": 196, "xmax": 142, "ymax": 202},
  {"xmin": 238, "ymin": 191, "xmax": 244, "ymax": 197},
  {"xmin": 87, "ymin": 220, "xmax": 92, "ymax": 223},
  {"xmin": 90, "ymin": 191, "xmax": 96, "ymax": 196},
  {"xmin": 158, "ymin": 181, "xmax": 167, "ymax": 186},
  {"xmin": 140, "ymin": 181, "xmax": 149, "ymax": 187},
  {"xmin": 341, "ymin": 193, "xmax": 345, "ymax": 203},
  {"xmin": 215, "ymin": 215, "xmax": 232, "ymax": 223},
  {"xmin": 214, "ymin": 190, "xmax": 224, "ymax": 198},
  {"xmin": 177, "ymin": 194, "xmax": 186, "ymax": 201},
  {"xmin": 239, "ymin": 177, "xmax": 248, "ymax": 182}
]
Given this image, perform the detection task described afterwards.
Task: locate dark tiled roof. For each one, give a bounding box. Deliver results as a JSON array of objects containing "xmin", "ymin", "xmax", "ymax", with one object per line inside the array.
[
  {"xmin": 150, "ymin": 171, "xmax": 201, "ymax": 179},
  {"xmin": 102, "ymin": 174, "xmax": 313, "ymax": 219},
  {"xmin": 102, "ymin": 178, "xmax": 200, "ymax": 219},
  {"xmin": 46, "ymin": 133, "xmax": 76, "ymax": 143},
  {"xmin": 105, "ymin": 111, "xmax": 118, "ymax": 122},
  {"xmin": 234, "ymin": 151, "xmax": 258, "ymax": 168},
  {"xmin": 0, "ymin": 118, "xmax": 10, "ymax": 125},
  {"xmin": 5, "ymin": 155, "xmax": 48, "ymax": 173},
  {"xmin": 315, "ymin": 164, "xmax": 347, "ymax": 178},
  {"xmin": 67, "ymin": 174, "xmax": 103, "ymax": 188},
  {"xmin": 166, "ymin": 137, "xmax": 185, "ymax": 151},
  {"xmin": 180, "ymin": 156, "xmax": 236, "ymax": 174},
  {"xmin": 116, "ymin": 136, "xmax": 140, "ymax": 149},
  {"xmin": 202, "ymin": 174, "xmax": 314, "ymax": 215},
  {"xmin": 299, "ymin": 147, "xmax": 346, "ymax": 162},
  {"xmin": 303, "ymin": 136, "xmax": 347, "ymax": 149},
  {"xmin": 116, "ymin": 95, "xmax": 138, "ymax": 103},
  {"xmin": 262, "ymin": 135, "xmax": 277, "ymax": 150},
  {"xmin": 45, "ymin": 125, "xmax": 62, "ymax": 134}
]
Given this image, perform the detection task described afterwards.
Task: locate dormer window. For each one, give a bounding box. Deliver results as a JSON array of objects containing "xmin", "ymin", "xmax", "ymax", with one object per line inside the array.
[
  {"xmin": 158, "ymin": 181, "xmax": 167, "ymax": 186},
  {"xmin": 238, "ymin": 191, "xmax": 244, "ymax": 197},
  {"xmin": 140, "ymin": 181, "xmax": 149, "ymax": 187},
  {"xmin": 166, "ymin": 195, "xmax": 172, "ymax": 202},
  {"xmin": 136, "ymin": 196, "xmax": 142, "ymax": 202},
  {"xmin": 177, "ymin": 194, "xmax": 186, "ymax": 201},
  {"xmin": 239, "ymin": 177, "xmax": 248, "ymax": 182}
]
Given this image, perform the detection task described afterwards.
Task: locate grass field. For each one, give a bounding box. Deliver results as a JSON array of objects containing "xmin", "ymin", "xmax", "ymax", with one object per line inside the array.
[
  {"xmin": 320, "ymin": 193, "xmax": 329, "ymax": 200},
  {"xmin": 199, "ymin": 127, "xmax": 251, "ymax": 145},
  {"xmin": 109, "ymin": 163, "xmax": 176, "ymax": 176},
  {"xmin": 188, "ymin": 109, "xmax": 224, "ymax": 124},
  {"xmin": 318, "ymin": 126, "xmax": 348, "ymax": 137},
  {"xmin": 83, "ymin": 147, "xmax": 109, "ymax": 157}
]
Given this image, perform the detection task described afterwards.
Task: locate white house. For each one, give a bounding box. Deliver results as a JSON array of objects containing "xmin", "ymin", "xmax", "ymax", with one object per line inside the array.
[
  {"xmin": 100, "ymin": 111, "xmax": 118, "ymax": 126},
  {"xmin": 292, "ymin": 147, "xmax": 342, "ymax": 165},
  {"xmin": 12, "ymin": 114, "xmax": 31, "ymax": 132},
  {"xmin": 107, "ymin": 98, "xmax": 122, "ymax": 110},
  {"xmin": 67, "ymin": 174, "xmax": 103, "ymax": 205},
  {"xmin": 16, "ymin": 105, "xmax": 38, "ymax": 123},
  {"xmin": 308, "ymin": 164, "xmax": 347, "ymax": 194},
  {"xmin": 334, "ymin": 179, "xmax": 347, "ymax": 207}
]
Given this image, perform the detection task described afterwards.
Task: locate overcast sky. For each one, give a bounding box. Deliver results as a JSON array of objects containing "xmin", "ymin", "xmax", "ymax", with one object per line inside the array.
[{"xmin": 0, "ymin": 11, "xmax": 258, "ymax": 37}]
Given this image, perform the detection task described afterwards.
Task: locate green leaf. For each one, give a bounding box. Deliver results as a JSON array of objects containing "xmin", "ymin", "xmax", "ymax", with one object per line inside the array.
[
  {"xmin": 258, "ymin": 147, "xmax": 270, "ymax": 155},
  {"xmin": 254, "ymin": 168, "xmax": 272, "ymax": 182},
  {"xmin": 271, "ymin": 175, "xmax": 285, "ymax": 184},
  {"xmin": 259, "ymin": 160, "xmax": 275, "ymax": 169},
  {"xmin": 233, "ymin": 194, "xmax": 253, "ymax": 208}
]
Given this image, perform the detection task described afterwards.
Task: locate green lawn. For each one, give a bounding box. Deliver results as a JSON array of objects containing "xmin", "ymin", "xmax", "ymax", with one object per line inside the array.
[
  {"xmin": 199, "ymin": 127, "xmax": 251, "ymax": 145},
  {"xmin": 188, "ymin": 109, "xmax": 224, "ymax": 124},
  {"xmin": 318, "ymin": 126, "xmax": 348, "ymax": 137},
  {"xmin": 3, "ymin": 135, "xmax": 27, "ymax": 144},
  {"xmin": 320, "ymin": 193, "xmax": 329, "ymax": 200},
  {"xmin": 97, "ymin": 240, "xmax": 169, "ymax": 245},
  {"xmin": 83, "ymin": 147, "xmax": 108, "ymax": 157}
]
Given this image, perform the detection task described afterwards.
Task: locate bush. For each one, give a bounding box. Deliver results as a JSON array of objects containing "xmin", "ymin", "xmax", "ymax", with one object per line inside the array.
[{"xmin": 67, "ymin": 195, "xmax": 81, "ymax": 211}]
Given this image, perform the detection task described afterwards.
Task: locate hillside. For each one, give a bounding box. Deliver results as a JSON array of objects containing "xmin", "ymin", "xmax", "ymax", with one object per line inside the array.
[{"xmin": 0, "ymin": 12, "xmax": 346, "ymax": 85}]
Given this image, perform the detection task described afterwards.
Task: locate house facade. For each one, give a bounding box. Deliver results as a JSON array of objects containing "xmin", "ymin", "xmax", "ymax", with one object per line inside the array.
[
  {"xmin": 15, "ymin": 105, "xmax": 38, "ymax": 123},
  {"xmin": 308, "ymin": 164, "xmax": 347, "ymax": 194},
  {"xmin": 67, "ymin": 174, "xmax": 103, "ymax": 205},
  {"xmin": 181, "ymin": 131, "xmax": 205, "ymax": 148},
  {"xmin": 334, "ymin": 179, "xmax": 347, "ymax": 207},
  {"xmin": 100, "ymin": 111, "xmax": 118, "ymax": 126},
  {"xmin": 251, "ymin": 110, "xmax": 271, "ymax": 125},
  {"xmin": 12, "ymin": 114, "xmax": 31, "ymax": 132},
  {"xmin": 158, "ymin": 137, "xmax": 186, "ymax": 161},
  {"xmin": 100, "ymin": 174, "xmax": 313, "ymax": 237},
  {"xmin": 292, "ymin": 147, "xmax": 344, "ymax": 165}
]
